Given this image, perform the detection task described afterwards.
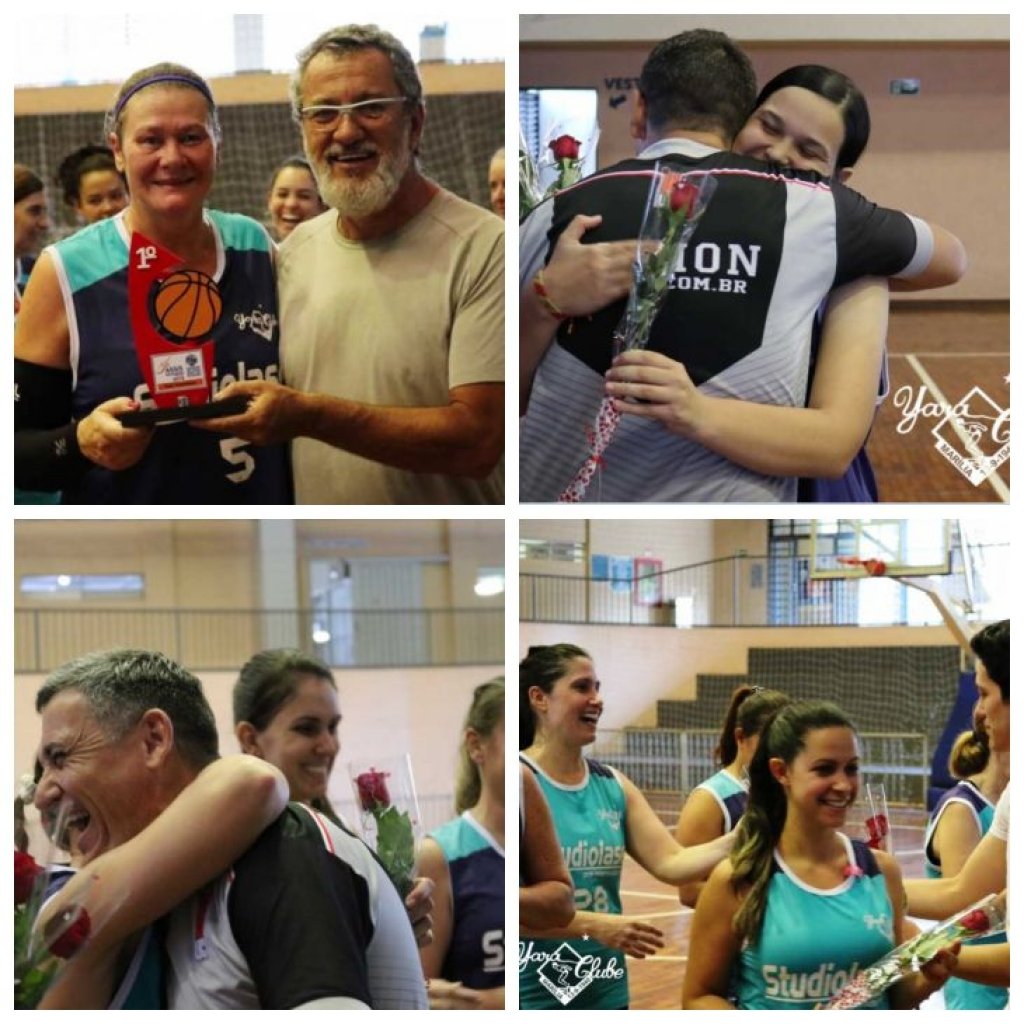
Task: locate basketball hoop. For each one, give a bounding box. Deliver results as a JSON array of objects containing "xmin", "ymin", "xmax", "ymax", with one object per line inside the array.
[{"xmin": 835, "ymin": 556, "xmax": 888, "ymax": 578}]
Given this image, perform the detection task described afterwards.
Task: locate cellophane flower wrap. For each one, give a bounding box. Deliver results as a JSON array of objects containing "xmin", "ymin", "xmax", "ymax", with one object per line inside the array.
[
  {"xmin": 518, "ymin": 125, "xmax": 544, "ymax": 219},
  {"xmin": 825, "ymin": 893, "xmax": 1007, "ymax": 1010},
  {"xmin": 350, "ymin": 756, "xmax": 422, "ymax": 898},
  {"xmin": 14, "ymin": 801, "xmax": 95, "ymax": 1008},
  {"xmin": 863, "ymin": 783, "xmax": 891, "ymax": 852},
  {"xmin": 558, "ymin": 166, "xmax": 718, "ymax": 503}
]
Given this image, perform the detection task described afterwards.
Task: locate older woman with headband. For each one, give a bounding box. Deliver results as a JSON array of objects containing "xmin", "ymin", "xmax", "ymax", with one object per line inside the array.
[{"xmin": 14, "ymin": 62, "xmax": 290, "ymax": 504}]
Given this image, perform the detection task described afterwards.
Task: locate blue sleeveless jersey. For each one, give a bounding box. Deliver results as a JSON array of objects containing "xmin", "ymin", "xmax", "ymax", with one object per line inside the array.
[
  {"xmin": 736, "ymin": 838, "xmax": 894, "ymax": 1010},
  {"xmin": 696, "ymin": 768, "xmax": 748, "ymax": 832},
  {"xmin": 519, "ymin": 756, "xmax": 629, "ymax": 1009},
  {"xmin": 430, "ymin": 812, "xmax": 504, "ymax": 990},
  {"xmin": 50, "ymin": 210, "xmax": 291, "ymax": 504},
  {"xmin": 924, "ymin": 782, "xmax": 1007, "ymax": 1010}
]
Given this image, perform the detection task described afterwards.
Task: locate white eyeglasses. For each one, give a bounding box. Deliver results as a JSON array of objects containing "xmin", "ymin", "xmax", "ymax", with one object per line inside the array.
[{"xmin": 299, "ymin": 97, "xmax": 408, "ymax": 132}]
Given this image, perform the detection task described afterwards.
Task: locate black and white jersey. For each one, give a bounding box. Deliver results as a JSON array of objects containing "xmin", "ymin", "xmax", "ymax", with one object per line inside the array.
[
  {"xmin": 520, "ymin": 139, "xmax": 932, "ymax": 503},
  {"xmin": 165, "ymin": 803, "xmax": 427, "ymax": 1009}
]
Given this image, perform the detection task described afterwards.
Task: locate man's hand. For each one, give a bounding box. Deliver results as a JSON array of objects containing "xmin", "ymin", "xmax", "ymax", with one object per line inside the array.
[
  {"xmin": 192, "ymin": 380, "xmax": 303, "ymax": 445},
  {"xmin": 77, "ymin": 397, "xmax": 154, "ymax": 470},
  {"xmin": 538, "ymin": 214, "xmax": 637, "ymax": 317},
  {"xmin": 426, "ymin": 978, "xmax": 484, "ymax": 1010},
  {"xmin": 405, "ymin": 876, "xmax": 435, "ymax": 947},
  {"xmin": 604, "ymin": 349, "xmax": 705, "ymax": 438}
]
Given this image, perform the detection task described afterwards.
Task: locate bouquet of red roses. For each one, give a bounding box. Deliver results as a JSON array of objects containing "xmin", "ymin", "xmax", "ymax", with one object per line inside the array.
[
  {"xmin": 558, "ymin": 165, "xmax": 717, "ymax": 502},
  {"xmin": 350, "ymin": 757, "xmax": 422, "ymax": 898},
  {"xmin": 15, "ymin": 844, "xmax": 92, "ymax": 1007},
  {"xmin": 825, "ymin": 893, "xmax": 1007, "ymax": 1009}
]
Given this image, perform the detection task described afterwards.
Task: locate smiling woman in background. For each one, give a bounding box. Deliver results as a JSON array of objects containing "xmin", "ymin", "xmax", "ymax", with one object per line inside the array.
[
  {"xmin": 55, "ymin": 144, "xmax": 129, "ymax": 227},
  {"xmin": 266, "ymin": 156, "xmax": 326, "ymax": 241}
]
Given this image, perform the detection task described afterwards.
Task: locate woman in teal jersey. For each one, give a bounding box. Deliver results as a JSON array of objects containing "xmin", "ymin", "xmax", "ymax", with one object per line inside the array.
[
  {"xmin": 676, "ymin": 685, "xmax": 789, "ymax": 907},
  {"xmin": 684, "ymin": 700, "xmax": 957, "ymax": 1010},
  {"xmin": 519, "ymin": 644, "xmax": 734, "ymax": 1010}
]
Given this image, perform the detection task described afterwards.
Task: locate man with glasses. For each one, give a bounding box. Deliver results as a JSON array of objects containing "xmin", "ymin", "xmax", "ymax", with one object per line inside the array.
[{"xmin": 200, "ymin": 24, "xmax": 504, "ymax": 504}]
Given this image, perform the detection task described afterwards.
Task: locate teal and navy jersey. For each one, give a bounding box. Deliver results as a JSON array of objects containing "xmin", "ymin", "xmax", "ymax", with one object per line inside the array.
[
  {"xmin": 430, "ymin": 811, "xmax": 504, "ymax": 990},
  {"xmin": 519, "ymin": 755, "xmax": 629, "ymax": 1009},
  {"xmin": 696, "ymin": 768, "xmax": 748, "ymax": 832},
  {"xmin": 736, "ymin": 837, "xmax": 894, "ymax": 1010},
  {"xmin": 48, "ymin": 209, "xmax": 291, "ymax": 504},
  {"xmin": 924, "ymin": 781, "xmax": 1007, "ymax": 1010},
  {"xmin": 110, "ymin": 925, "xmax": 165, "ymax": 1009}
]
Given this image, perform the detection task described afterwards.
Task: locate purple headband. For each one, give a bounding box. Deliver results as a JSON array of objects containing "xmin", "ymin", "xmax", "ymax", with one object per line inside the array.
[{"xmin": 112, "ymin": 73, "xmax": 215, "ymax": 122}]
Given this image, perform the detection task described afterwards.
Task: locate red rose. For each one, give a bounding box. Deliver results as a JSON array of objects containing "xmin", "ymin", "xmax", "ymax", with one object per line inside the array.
[
  {"xmin": 356, "ymin": 769, "xmax": 391, "ymax": 811},
  {"xmin": 47, "ymin": 907, "xmax": 91, "ymax": 959},
  {"xmin": 865, "ymin": 813, "xmax": 889, "ymax": 848},
  {"xmin": 669, "ymin": 179, "xmax": 700, "ymax": 217},
  {"xmin": 957, "ymin": 909, "xmax": 990, "ymax": 934},
  {"xmin": 549, "ymin": 135, "xmax": 581, "ymax": 161},
  {"xmin": 15, "ymin": 850, "xmax": 42, "ymax": 905}
]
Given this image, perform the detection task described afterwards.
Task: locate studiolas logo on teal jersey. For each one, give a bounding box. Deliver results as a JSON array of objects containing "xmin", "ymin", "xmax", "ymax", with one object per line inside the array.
[
  {"xmin": 520, "ymin": 941, "xmax": 626, "ymax": 1006},
  {"xmin": 561, "ymin": 838, "xmax": 624, "ymax": 871},
  {"xmin": 763, "ymin": 961, "xmax": 863, "ymax": 1003}
]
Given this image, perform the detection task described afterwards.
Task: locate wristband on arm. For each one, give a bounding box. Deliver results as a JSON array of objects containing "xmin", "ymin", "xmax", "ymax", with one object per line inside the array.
[{"xmin": 14, "ymin": 358, "xmax": 91, "ymax": 491}]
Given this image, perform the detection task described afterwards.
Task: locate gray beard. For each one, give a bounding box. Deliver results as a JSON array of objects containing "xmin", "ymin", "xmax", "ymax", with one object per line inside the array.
[{"xmin": 312, "ymin": 144, "xmax": 409, "ymax": 219}]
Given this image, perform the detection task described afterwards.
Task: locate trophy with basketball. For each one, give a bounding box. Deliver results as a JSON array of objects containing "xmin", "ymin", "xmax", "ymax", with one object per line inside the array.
[{"xmin": 117, "ymin": 231, "xmax": 249, "ymax": 426}]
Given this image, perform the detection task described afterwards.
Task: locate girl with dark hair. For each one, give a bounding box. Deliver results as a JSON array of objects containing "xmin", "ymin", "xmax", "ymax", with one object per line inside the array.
[
  {"xmin": 266, "ymin": 156, "xmax": 325, "ymax": 241},
  {"xmin": 519, "ymin": 644, "xmax": 734, "ymax": 1009},
  {"xmin": 233, "ymin": 648, "xmax": 342, "ymax": 823},
  {"xmin": 55, "ymin": 144, "xmax": 128, "ymax": 225},
  {"xmin": 735, "ymin": 64, "xmax": 870, "ymax": 181},
  {"xmin": 684, "ymin": 700, "xmax": 957, "ymax": 1009},
  {"xmin": 675, "ymin": 685, "xmax": 790, "ymax": 907},
  {"xmin": 416, "ymin": 678, "xmax": 504, "ymax": 1008},
  {"xmin": 922, "ymin": 724, "xmax": 1008, "ymax": 1009},
  {"xmin": 14, "ymin": 164, "xmax": 50, "ymax": 271},
  {"xmin": 731, "ymin": 64, "xmax": 884, "ymax": 502}
]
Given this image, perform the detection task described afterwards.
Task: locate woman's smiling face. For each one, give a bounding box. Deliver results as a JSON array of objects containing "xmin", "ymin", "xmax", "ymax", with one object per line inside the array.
[
  {"xmin": 112, "ymin": 86, "xmax": 217, "ymax": 219},
  {"xmin": 733, "ymin": 86, "xmax": 846, "ymax": 177}
]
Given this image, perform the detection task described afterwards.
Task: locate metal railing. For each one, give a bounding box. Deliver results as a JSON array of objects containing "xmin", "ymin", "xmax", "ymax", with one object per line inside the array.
[
  {"xmin": 14, "ymin": 606, "xmax": 504, "ymax": 673},
  {"xmin": 521, "ymin": 553, "xmax": 968, "ymax": 628},
  {"xmin": 591, "ymin": 728, "xmax": 929, "ymax": 808}
]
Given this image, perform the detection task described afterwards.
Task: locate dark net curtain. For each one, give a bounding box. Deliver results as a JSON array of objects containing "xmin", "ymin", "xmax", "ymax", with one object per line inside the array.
[{"xmin": 15, "ymin": 91, "xmax": 503, "ymax": 235}]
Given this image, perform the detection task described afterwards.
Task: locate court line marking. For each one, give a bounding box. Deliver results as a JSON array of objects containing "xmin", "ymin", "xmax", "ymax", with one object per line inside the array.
[
  {"xmin": 895, "ymin": 352, "xmax": 1008, "ymax": 359},
  {"xmin": 906, "ymin": 354, "xmax": 1010, "ymax": 503},
  {"xmin": 621, "ymin": 890, "xmax": 689, "ymax": 902},
  {"xmin": 643, "ymin": 955, "xmax": 689, "ymax": 962},
  {"xmin": 622, "ymin": 908, "xmax": 691, "ymax": 920}
]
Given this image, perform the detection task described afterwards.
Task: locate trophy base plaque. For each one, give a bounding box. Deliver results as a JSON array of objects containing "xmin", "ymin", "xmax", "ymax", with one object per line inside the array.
[{"xmin": 116, "ymin": 394, "xmax": 250, "ymax": 428}]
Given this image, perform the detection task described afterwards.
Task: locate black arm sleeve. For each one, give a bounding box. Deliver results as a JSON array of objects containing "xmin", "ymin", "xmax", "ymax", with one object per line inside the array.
[
  {"xmin": 14, "ymin": 358, "xmax": 91, "ymax": 491},
  {"xmin": 832, "ymin": 183, "xmax": 922, "ymax": 286},
  {"xmin": 228, "ymin": 808, "xmax": 374, "ymax": 1010}
]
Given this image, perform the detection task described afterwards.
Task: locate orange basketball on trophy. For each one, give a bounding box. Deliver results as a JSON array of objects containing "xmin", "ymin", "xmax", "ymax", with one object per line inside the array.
[{"xmin": 151, "ymin": 268, "xmax": 222, "ymax": 342}]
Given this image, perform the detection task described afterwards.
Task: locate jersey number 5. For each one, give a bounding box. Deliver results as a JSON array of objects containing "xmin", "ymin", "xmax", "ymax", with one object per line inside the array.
[
  {"xmin": 220, "ymin": 437, "xmax": 255, "ymax": 483},
  {"xmin": 481, "ymin": 930, "xmax": 504, "ymax": 971}
]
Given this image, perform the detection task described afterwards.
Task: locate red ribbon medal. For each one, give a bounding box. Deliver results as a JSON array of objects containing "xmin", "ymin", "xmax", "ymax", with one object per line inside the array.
[{"xmin": 127, "ymin": 231, "xmax": 222, "ymax": 410}]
